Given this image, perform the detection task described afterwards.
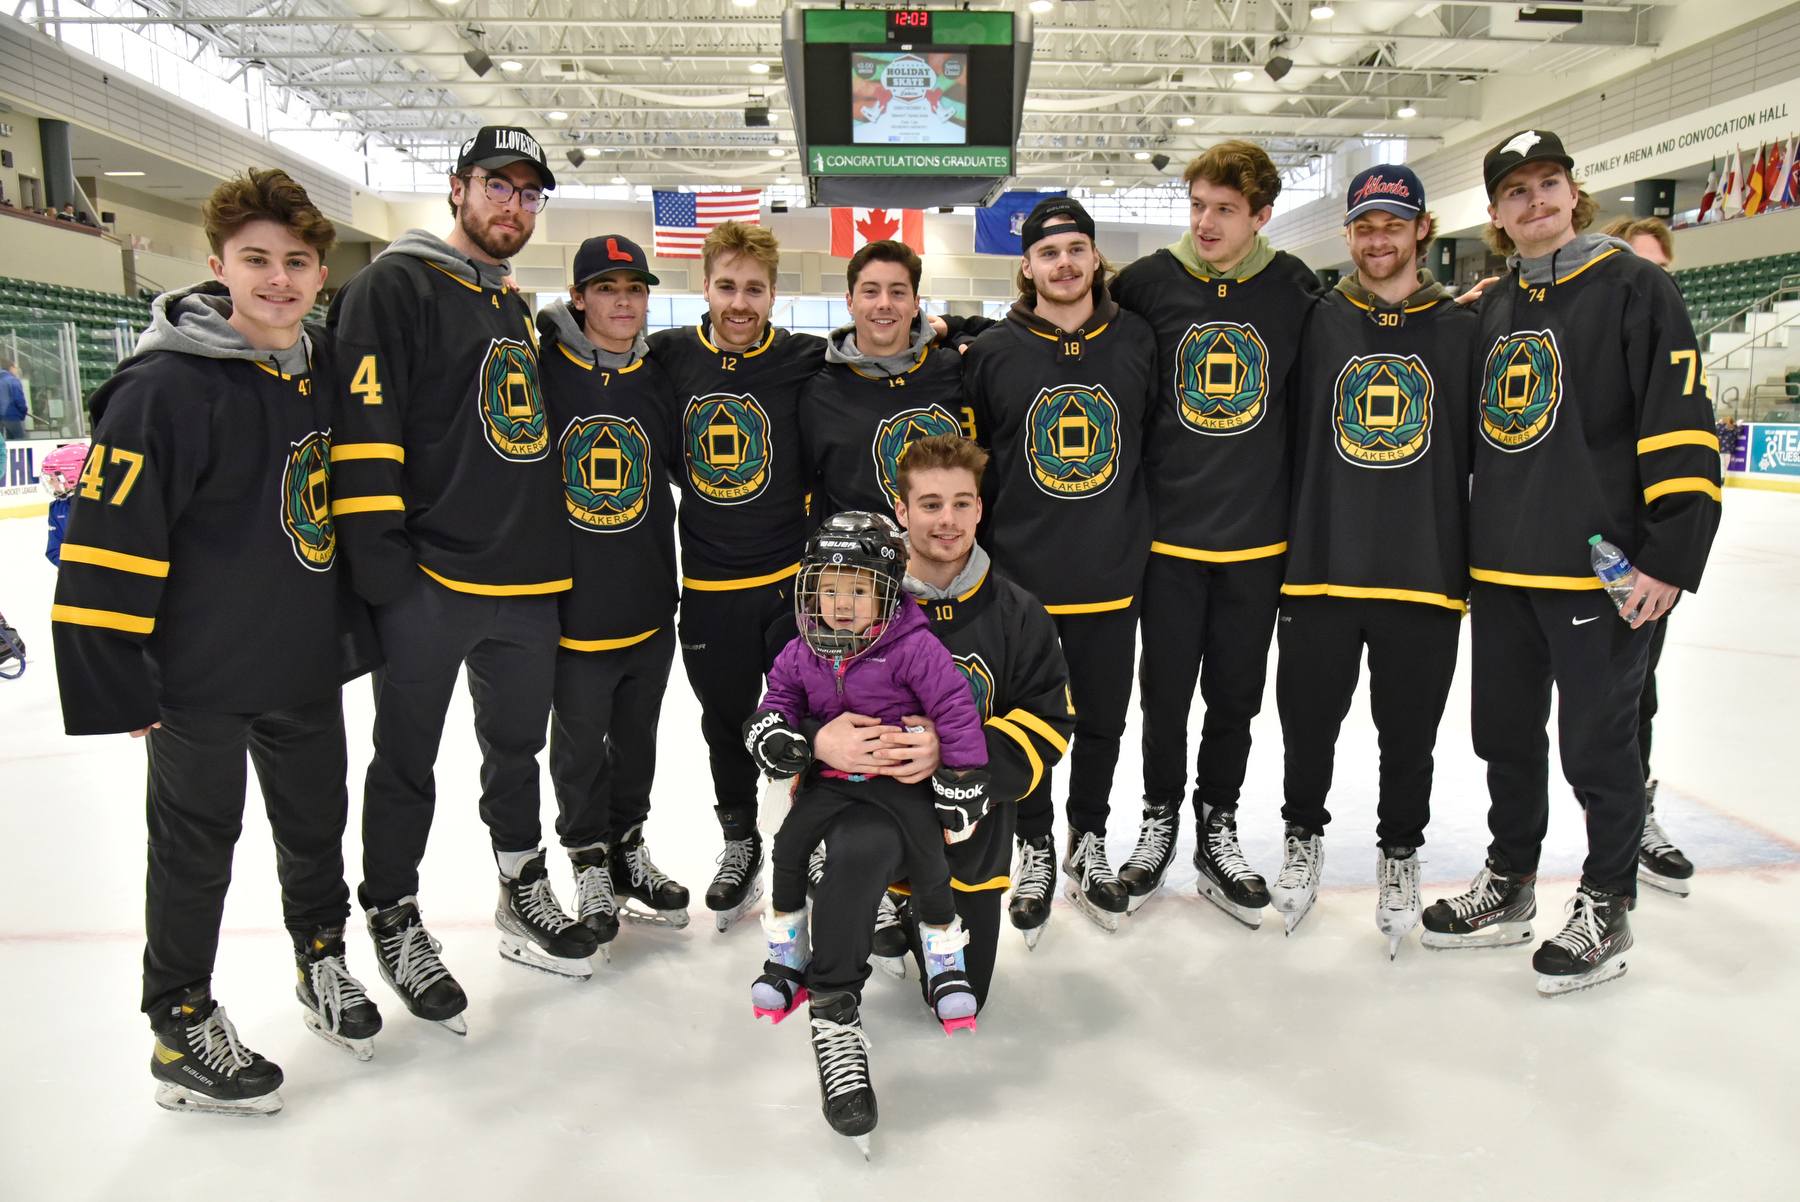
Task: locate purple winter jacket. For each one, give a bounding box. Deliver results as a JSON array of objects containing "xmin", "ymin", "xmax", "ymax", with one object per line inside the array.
[{"xmin": 760, "ymin": 597, "xmax": 988, "ymax": 770}]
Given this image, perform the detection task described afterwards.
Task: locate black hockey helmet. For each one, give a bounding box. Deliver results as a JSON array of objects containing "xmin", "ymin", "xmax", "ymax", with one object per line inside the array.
[{"xmin": 796, "ymin": 511, "xmax": 910, "ymax": 661}]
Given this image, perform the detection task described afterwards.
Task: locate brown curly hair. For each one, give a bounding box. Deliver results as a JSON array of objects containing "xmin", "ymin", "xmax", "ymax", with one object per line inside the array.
[
  {"xmin": 1183, "ymin": 140, "xmax": 1283, "ymax": 213},
  {"xmin": 202, "ymin": 169, "xmax": 337, "ymax": 257}
]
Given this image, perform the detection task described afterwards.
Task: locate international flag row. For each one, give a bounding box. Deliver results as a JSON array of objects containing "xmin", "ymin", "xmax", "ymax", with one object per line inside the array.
[{"xmin": 1697, "ymin": 140, "xmax": 1800, "ymax": 223}]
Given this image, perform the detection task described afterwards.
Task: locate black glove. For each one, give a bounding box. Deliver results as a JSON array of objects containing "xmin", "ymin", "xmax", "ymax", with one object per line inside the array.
[
  {"xmin": 932, "ymin": 768, "xmax": 992, "ymax": 843},
  {"xmin": 744, "ymin": 708, "xmax": 812, "ymax": 778}
]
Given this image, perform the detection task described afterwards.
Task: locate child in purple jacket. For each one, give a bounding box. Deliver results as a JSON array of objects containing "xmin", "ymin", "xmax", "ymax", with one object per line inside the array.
[{"xmin": 742, "ymin": 512, "xmax": 992, "ymax": 1033}]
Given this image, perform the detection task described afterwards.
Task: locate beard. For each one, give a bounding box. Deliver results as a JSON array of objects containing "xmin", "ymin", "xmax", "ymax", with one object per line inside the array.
[
  {"xmin": 1356, "ymin": 248, "xmax": 1417, "ymax": 285},
  {"xmin": 460, "ymin": 207, "xmax": 531, "ymax": 261}
]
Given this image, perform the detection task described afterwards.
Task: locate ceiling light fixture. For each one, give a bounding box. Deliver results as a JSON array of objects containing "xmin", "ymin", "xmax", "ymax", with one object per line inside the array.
[
  {"xmin": 103, "ymin": 170, "xmax": 144, "ymax": 177},
  {"xmin": 1310, "ymin": 3, "xmax": 1334, "ymax": 17},
  {"xmin": 1175, "ymin": 116, "xmax": 1195, "ymax": 127},
  {"xmin": 1620, "ymin": 195, "xmax": 1634, "ymax": 202},
  {"xmin": 1100, "ymin": 177, "xmax": 1115, "ymax": 186},
  {"xmin": 499, "ymin": 60, "xmax": 523, "ymax": 71},
  {"xmin": 731, "ymin": 0, "xmax": 756, "ymax": 7},
  {"xmin": 1232, "ymin": 69, "xmax": 1254, "ymax": 82},
  {"xmin": 749, "ymin": 62, "xmax": 770, "ymax": 74},
  {"xmin": 777, "ymin": 176, "xmax": 791, "ymax": 184},
  {"xmin": 768, "ymin": 147, "xmax": 786, "ymax": 157},
  {"xmin": 548, "ymin": 110, "xmax": 569, "ymax": 120},
  {"xmin": 1133, "ymin": 151, "xmax": 1151, "ymax": 160},
  {"xmin": 1029, "ymin": 0, "xmax": 1053, "ymax": 11},
  {"xmin": 1396, "ymin": 103, "xmax": 1417, "ymax": 118},
  {"xmin": 611, "ymin": 176, "xmax": 627, "ymax": 184}
]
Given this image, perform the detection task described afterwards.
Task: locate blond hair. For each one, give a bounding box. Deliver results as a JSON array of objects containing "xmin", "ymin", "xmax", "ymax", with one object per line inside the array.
[
  {"xmin": 1483, "ymin": 167, "xmax": 1599, "ymax": 256},
  {"xmin": 702, "ymin": 219, "xmax": 781, "ymax": 285},
  {"xmin": 1601, "ymin": 216, "xmax": 1674, "ymax": 264}
]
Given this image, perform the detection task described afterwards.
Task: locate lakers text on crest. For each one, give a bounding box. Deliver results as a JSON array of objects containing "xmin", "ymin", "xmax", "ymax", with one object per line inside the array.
[
  {"xmin": 871, "ymin": 405, "xmax": 962, "ymax": 506},
  {"xmin": 1174, "ymin": 322, "xmax": 1269, "ymax": 434},
  {"xmin": 561, "ymin": 415, "xmax": 652, "ymax": 531},
  {"xmin": 683, "ymin": 393, "xmax": 772, "ymax": 503},
  {"xmin": 1332, "ymin": 354, "xmax": 1433, "ymax": 467},
  {"xmin": 479, "ymin": 338, "xmax": 550, "ymax": 460},
  {"xmin": 281, "ymin": 431, "xmax": 335, "ymax": 570},
  {"xmin": 1480, "ymin": 329, "xmax": 1563, "ymax": 452},
  {"xmin": 1024, "ymin": 384, "xmax": 1121, "ymax": 497}
]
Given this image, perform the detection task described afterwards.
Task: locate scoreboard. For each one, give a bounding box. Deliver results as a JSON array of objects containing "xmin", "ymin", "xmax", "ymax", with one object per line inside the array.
[{"xmin": 780, "ymin": 7, "xmax": 1033, "ymax": 208}]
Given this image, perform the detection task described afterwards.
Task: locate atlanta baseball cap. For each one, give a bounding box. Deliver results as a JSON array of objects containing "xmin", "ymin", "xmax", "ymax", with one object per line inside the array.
[
  {"xmin": 1482, "ymin": 129, "xmax": 1575, "ymax": 199},
  {"xmin": 1020, "ymin": 195, "xmax": 1097, "ymax": 253},
  {"xmin": 573, "ymin": 234, "xmax": 659, "ymax": 288},
  {"xmin": 456, "ymin": 126, "xmax": 556, "ymax": 189},
  {"xmin": 1344, "ymin": 165, "xmax": 1425, "ymax": 224}
]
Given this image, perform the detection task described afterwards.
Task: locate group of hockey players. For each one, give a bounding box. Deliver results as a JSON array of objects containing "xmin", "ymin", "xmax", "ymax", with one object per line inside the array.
[{"xmin": 46, "ymin": 120, "xmax": 1720, "ymax": 1152}]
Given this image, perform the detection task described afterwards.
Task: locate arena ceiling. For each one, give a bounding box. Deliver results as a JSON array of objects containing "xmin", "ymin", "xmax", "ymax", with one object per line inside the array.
[{"xmin": 38, "ymin": 0, "xmax": 1675, "ymax": 192}]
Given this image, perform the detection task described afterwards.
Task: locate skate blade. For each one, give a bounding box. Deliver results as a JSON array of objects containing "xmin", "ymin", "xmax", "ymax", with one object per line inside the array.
[
  {"xmin": 302, "ymin": 1010, "xmax": 374, "ymax": 1062},
  {"xmin": 436, "ymin": 1013, "xmax": 468, "ymax": 1036},
  {"xmin": 1388, "ymin": 935, "xmax": 1402, "ymax": 961},
  {"xmin": 1420, "ymin": 920, "xmax": 1534, "ymax": 950},
  {"xmin": 1639, "ymin": 872, "xmax": 1692, "ymax": 898},
  {"xmin": 852, "ymin": 1134, "xmax": 871, "ymax": 1160},
  {"xmin": 1062, "ymin": 879, "xmax": 1121, "ymax": 932},
  {"xmin": 871, "ymin": 954, "xmax": 907, "ymax": 980},
  {"xmin": 1537, "ymin": 959, "xmax": 1628, "ymax": 997},
  {"xmin": 941, "ymin": 1015, "xmax": 977, "ymax": 1037},
  {"xmin": 712, "ymin": 878, "xmax": 766, "ymax": 933},
  {"xmin": 154, "ymin": 1082, "xmax": 282, "ymax": 1116},
  {"xmin": 1125, "ymin": 887, "xmax": 1160, "ymax": 915},
  {"xmin": 498, "ymin": 935, "xmax": 594, "ymax": 979},
  {"xmin": 1197, "ymin": 880, "xmax": 1264, "ymax": 930},
  {"xmin": 1021, "ymin": 923, "xmax": 1044, "ymax": 950},
  {"xmin": 620, "ymin": 900, "xmax": 692, "ymax": 929},
  {"xmin": 1282, "ymin": 900, "xmax": 1314, "ymax": 936}
]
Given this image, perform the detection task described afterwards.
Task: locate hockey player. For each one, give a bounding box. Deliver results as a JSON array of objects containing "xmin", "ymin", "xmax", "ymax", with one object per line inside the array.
[
  {"xmin": 962, "ymin": 197, "xmax": 1155, "ymax": 933},
  {"xmin": 51, "ymin": 169, "xmax": 378, "ymax": 1113},
  {"xmin": 801, "ymin": 239, "xmax": 979, "ymax": 518},
  {"xmin": 1112, "ymin": 140, "xmax": 1327, "ymax": 927},
  {"xmin": 538, "ymin": 234, "xmax": 688, "ymax": 955},
  {"xmin": 1276, "ymin": 166, "xmax": 1475, "ymax": 951},
  {"xmin": 1421, "ymin": 130, "xmax": 1721, "ymax": 996},
  {"xmin": 329, "ymin": 127, "xmax": 593, "ymax": 1022}
]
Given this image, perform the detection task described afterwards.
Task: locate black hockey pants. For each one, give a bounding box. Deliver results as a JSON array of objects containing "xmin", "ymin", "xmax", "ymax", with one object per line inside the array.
[
  {"xmin": 677, "ymin": 576, "xmax": 792, "ymax": 826},
  {"xmin": 1016, "ymin": 603, "xmax": 1139, "ymax": 839},
  {"xmin": 1637, "ymin": 614, "xmax": 1669, "ymax": 780},
  {"xmin": 142, "ymin": 694, "xmax": 350, "ymax": 1012},
  {"xmin": 549, "ymin": 626, "xmax": 676, "ymax": 849}
]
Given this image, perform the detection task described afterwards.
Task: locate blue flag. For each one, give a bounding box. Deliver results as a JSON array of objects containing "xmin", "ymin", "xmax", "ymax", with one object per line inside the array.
[{"xmin": 975, "ymin": 190, "xmax": 1067, "ymax": 256}]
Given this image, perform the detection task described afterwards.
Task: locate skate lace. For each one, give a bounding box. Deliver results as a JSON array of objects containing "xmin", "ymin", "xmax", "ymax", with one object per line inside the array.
[
  {"xmin": 1205, "ymin": 819, "xmax": 1258, "ymax": 884},
  {"xmin": 714, "ymin": 837, "xmax": 756, "ymax": 888},
  {"xmin": 1072, "ymin": 831, "xmax": 1114, "ymax": 887},
  {"xmin": 189, "ymin": 1005, "xmax": 256, "ymax": 1075},
  {"xmin": 574, "ymin": 863, "xmax": 617, "ymax": 922},
  {"xmin": 1275, "ymin": 833, "xmax": 1321, "ymax": 889},
  {"xmin": 1445, "ymin": 866, "xmax": 1504, "ymax": 919},
  {"xmin": 874, "ymin": 892, "xmax": 903, "ymax": 935},
  {"xmin": 1640, "ymin": 815, "xmax": 1677, "ymax": 856},
  {"xmin": 624, "ymin": 840, "xmax": 676, "ymax": 893},
  {"xmin": 1545, "ymin": 890, "xmax": 1604, "ymax": 956},
  {"xmin": 308, "ymin": 955, "xmax": 372, "ymax": 1035},
  {"xmin": 518, "ymin": 875, "xmax": 579, "ymax": 935},
  {"xmin": 811, "ymin": 1016, "xmax": 873, "ymax": 1100},
  {"xmin": 1122, "ymin": 811, "xmax": 1176, "ymax": 874},
  {"xmin": 1014, "ymin": 840, "xmax": 1054, "ymax": 902},
  {"xmin": 1377, "ymin": 854, "xmax": 1420, "ymax": 914},
  {"xmin": 380, "ymin": 917, "xmax": 453, "ymax": 996}
]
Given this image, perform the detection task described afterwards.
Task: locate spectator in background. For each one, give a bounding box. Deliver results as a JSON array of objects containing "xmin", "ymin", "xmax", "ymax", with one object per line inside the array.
[
  {"xmin": 1604, "ymin": 216, "xmax": 1674, "ymax": 269},
  {"xmin": 56, "ymin": 203, "xmax": 75, "ymax": 222},
  {"xmin": 1, "ymin": 358, "xmax": 27, "ymax": 444},
  {"xmin": 1719, "ymin": 414, "xmax": 1741, "ymax": 465}
]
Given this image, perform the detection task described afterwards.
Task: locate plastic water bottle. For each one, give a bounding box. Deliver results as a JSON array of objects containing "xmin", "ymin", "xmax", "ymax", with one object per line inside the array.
[{"xmin": 1588, "ymin": 535, "xmax": 1639, "ymax": 619}]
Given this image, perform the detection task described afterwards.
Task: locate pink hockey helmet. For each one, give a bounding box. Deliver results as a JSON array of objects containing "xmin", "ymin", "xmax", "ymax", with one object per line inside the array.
[{"xmin": 39, "ymin": 443, "xmax": 92, "ymax": 499}]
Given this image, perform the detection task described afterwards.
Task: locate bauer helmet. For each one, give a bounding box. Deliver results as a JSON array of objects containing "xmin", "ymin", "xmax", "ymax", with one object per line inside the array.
[
  {"xmin": 796, "ymin": 511, "xmax": 910, "ymax": 661},
  {"xmin": 39, "ymin": 443, "xmax": 91, "ymax": 500}
]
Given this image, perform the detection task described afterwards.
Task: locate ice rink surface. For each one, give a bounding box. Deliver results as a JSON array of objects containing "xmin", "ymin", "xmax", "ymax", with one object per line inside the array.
[{"xmin": 2, "ymin": 491, "xmax": 1796, "ymax": 1200}]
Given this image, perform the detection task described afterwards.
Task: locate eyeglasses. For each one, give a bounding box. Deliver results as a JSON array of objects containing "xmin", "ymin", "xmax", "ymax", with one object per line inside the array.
[{"xmin": 468, "ymin": 171, "xmax": 549, "ymax": 213}]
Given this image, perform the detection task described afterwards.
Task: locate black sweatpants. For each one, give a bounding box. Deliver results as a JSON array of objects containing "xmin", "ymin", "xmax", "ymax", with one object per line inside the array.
[
  {"xmin": 142, "ymin": 694, "xmax": 350, "ymax": 1011},
  {"xmin": 549, "ymin": 627, "xmax": 676, "ymax": 849},
  {"xmin": 1017, "ymin": 603, "xmax": 1139, "ymax": 838},
  {"xmin": 772, "ymin": 774, "xmax": 954, "ymax": 926},
  {"xmin": 676, "ymin": 577, "xmax": 792, "ymax": 823},
  {"xmin": 1638, "ymin": 615, "xmax": 1669, "ymax": 780},
  {"xmin": 1471, "ymin": 581, "xmax": 1654, "ymax": 896},
  {"xmin": 361, "ymin": 572, "xmax": 560, "ymax": 906},
  {"xmin": 1138, "ymin": 552, "xmax": 1286, "ymax": 818},
  {"xmin": 1275, "ymin": 594, "xmax": 1462, "ymax": 848}
]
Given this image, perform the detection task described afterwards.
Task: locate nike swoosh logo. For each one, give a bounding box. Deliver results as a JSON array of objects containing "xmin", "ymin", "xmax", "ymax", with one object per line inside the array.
[{"xmin": 1572, "ymin": 616, "xmax": 1600, "ymax": 626}]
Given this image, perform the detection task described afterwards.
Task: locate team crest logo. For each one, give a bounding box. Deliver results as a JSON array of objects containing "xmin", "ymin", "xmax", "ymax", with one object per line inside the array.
[
  {"xmin": 1333, "ymin": 354, "xmax": 1434, "ymax": 468},
  {"xmin": 872, "ymin": 405, "xmax": 962, "ymax": 507},
  {"xmin": 954, "ymin": 653, "xmax": 995, "ymax": 720},
  {"xmin": 280, "ymin": 430, "xmax": 335, "ymax": 571},
  {"xmin": 1480, "ymin": 329, "xmax": 1563, "ymax": 451},
  {"xmin": 478, "ymin": 338, "xmax": 549, "ymax": 460},
  {"xmin": 1174, "ymin": 322, "xmax": 1269, "ymax": 434},
  {"xmin": 1024, "ymin": 385, "xmax": 1121, "ymax": 497},
  {"xmin": 560, "ymin": 415, "xmax": 653, "ymax": 531},
  {"xmin": 684, "ymin": 393, "xmax": 772, "ymax": 503}
]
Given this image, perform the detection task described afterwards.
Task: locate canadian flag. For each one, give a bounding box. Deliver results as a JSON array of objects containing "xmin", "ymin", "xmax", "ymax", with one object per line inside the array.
[{"xmin": 830, "ymin": 208, "xmax": 925, "ymax": 257}]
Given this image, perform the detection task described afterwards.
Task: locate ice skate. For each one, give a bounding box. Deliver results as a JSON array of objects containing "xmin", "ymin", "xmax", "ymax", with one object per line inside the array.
[
  {"xmin": 706, "ymin": 832, "xmax": 765, "ymax": 933},
  {"xmin": 808, "ymin": 989, "xmax": 877, "ymax": 1157},
  {"xmin": 1269, "ymin": 823, "xmax": 1324, "ymax": 935},
  {"xmin": 870, "ymin": 891, "xmax": 908, "ymax": 979},
  {"xmin": 1419, "ymin": 855, "xmax": 1536, "ymax": 950},
  {"xmin": 365, "ymin": 896, "xmax": 469, "ymax": 1035},
  {"xmin": 1194, "ymin": 806, "xmax": 1270, "ymax": 929},
  {"xmin": 1063, "ymin": 829, "xmax": 1128, "ymax": 933},
  {"xmin": 919, "ymin": 917, "xmax": 978, "ymax": 1035},
  {"xmin": 149, "ymin": 984, "xmax": 283, "ymax": 1116},
  {"xmin": 569, "ymin": 845, "xmax": 618, "ymax": 962},
  {"xmin": 495, "ymin": 851, "xmax": 599, "ymax": 978},
  {"xmin": 610, "ymin": 824, "xmax": 691, "ymax": 928},
  {"xmin": 1374, "ymin": 847, "xmax": 1422, "ymax": 960},
  {"xmin": 294, "ymin": 926, "xmax": 382, "ymax": 1060},
  {"xmin": 1009, "ymin": 834, "xmax": 1056, "ymax": 949},
  {"xmin": 1534, "ymin": 882, "xmax": 1633, "ymax": 997},
  {"xmin": 1638, "ymin": 781, "xmax": 1694, "ymax": 897},
  {"xmin": 751, "ymin": 908, "xmax": 810, "ymax": 1024},
  {"xmin": 1118, "ymin": 802, "xmax": 1179, "ymax": 915}
]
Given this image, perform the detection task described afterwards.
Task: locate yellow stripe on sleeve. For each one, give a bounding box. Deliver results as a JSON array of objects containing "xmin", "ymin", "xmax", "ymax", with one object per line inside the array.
[
  {"xmin": 985, "ymin": 715, "xmax": 1045, "ymax": 800},
  {"xmin": 1637, "ymin": 430, "xmax": 1720, "ymax": 455},
  {"xmin": 57, "ymin": 544, "xmax": 170, "ymax": 577},
  {"xmin": 330, "ymin": 495, "xmax": 406, "ymax": 515},
  {"xmin": 51, "ymin": 604, "xmax": 155, "ymax": 634},
  {"xmin": 1003, "ymin": 708, "xmax": 1070, "ymax": 756},
  {"xmin": 1644, "ymin": 477, "xmax": 1723, "ymax": 503},
  {"xmin": 330, "ymin": 443, "xmax": 406, "ymax": 463}
]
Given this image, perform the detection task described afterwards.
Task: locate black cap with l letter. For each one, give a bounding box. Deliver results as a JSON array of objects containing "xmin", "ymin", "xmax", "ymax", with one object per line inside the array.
[
  {"xmin": 1482, "ymin": 129, "xmax": 1575, "ymax": 199},
  {"xmin": 1019, "ymin": 195, "xmax": 1097, "ymax": 254},
  {"xmin": 456, "ymin": 126, "xmax": 557, "ymax": 189},
  {"xmin": 573, "ymin": 234, "xmax": 660, "ymax": 288}
]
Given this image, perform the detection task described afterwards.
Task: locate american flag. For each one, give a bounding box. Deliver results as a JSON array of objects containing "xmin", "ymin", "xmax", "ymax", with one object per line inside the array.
[{"xmin": 651, "ymin": 189, "xmax": 763, "ymax": 258}]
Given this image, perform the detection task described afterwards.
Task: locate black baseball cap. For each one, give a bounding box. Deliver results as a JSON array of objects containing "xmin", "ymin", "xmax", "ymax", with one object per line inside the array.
[
  {"xmin": 1483, "ymin": 129, "xmax": 1575, "ymax": 199},
  {"xmin": 456, "ymin": 125, "xmax": 556, "ymax": 189},
  {"xmin": 573, "ymin": 234, "xmax": 659, "ymax": 288},
  {"xmin": 1020, "ymin": 196, "xmax": 1096, "ymax": 253},
  {"xmin": 1344, "ymin": 164, "xmax": 1425, "ymax": 224}
]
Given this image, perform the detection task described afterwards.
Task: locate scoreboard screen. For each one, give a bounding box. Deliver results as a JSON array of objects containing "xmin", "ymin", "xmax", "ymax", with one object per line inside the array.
[{"xmin": 851, "ymin": 50, "xmax": 968, "ymax": 145}]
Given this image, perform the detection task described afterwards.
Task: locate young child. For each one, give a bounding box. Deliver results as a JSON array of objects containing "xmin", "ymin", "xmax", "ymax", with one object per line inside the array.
[{"xmin": 743, "ymin": 511, "xmax": 992, "ymax": 1033}]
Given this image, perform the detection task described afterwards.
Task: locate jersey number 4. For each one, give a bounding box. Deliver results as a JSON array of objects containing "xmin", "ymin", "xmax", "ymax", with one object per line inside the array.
[
  {"xmin": 351, "ymin": 355, "xmax": 384, "ymax": 405},
  {"xmin": 77, "ymin": 444, "xmax": 145, "ymax": 505}
]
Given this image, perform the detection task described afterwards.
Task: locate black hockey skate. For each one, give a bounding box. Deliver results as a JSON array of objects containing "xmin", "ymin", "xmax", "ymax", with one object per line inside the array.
[
  {"xmin": 870, "ymin": 890, "xmax": 908, "ymax": 979},
  {"xmin": 149, "ymin": 984, "xmax": 283, "ymax": 1116},
  {"xmin": 1639, "ymin": 781, "xmax": 1694, "ymax": 897},
  {"xmin": 1009, "ymin": 834, "xmax": 1056, "ymax": 948},
  {"xmin": 1534, "ymin": 882, "xmax": 1633, "ymax": 997},
  {"xmin": 707, "ymin": 824, "xmax": 765, "ymax": 934},
  {"xmin": 295, "ymin": 926, "xmax": 382, "ymax": 1061},
  {"xmin": 610, "ymin": 823, "xmax": 691, "ymax": 928},
  {"xmin": 808, "ymin": 989, "xmax": 877, "ymax": 1158},
  {"xmin": 1118, "ymin": 803, "xmax": 1179, "ymax": 915},
  {"xmin": 1063, "ymin": 829, "xmax": 1128, "ymax": 933},
  {"xmin": 365, "ymin": 896, "xmax": 469, "ymax": 1035},
  {"xmin": 1420, "ymin": 855, "xmax": 1536, "ymax": 950},
  {"xmin": 570, "ymin": 844, "xmax": 620, "ymax": 957},
  {"xmin": 1194, "ymin": 806, "xmax": 1271, "ymax": 929},
  {"xmin": 496, "ymin": 851, "xmax": 599, "ymax": 978},
  {"xmin": 0, "ymin": 611, "xmax": 24, "ymax": 680},
  {"xmin": 1269, "ymin": 823, "xmax": 1324, "ymax": 936}
]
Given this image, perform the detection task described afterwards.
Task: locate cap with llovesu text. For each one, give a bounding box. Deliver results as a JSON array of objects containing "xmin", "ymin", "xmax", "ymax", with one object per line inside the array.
[
  {"xmin": 1019, "ymin": 195, "xmax": 1096, "ymax": 254},
  {"xmin": 1344, "ymin": 164, "xmax": 1425, "ymax": 224},
  {"xmin": 1482, "ymin": 129, "xmax": 1575, "ymax": 199},
  {"xmin": 574, "ymin": 234, "xmax": 660, "ymax": 288},
  {"xmin": 456, "ymin": 126, "xmax": 556, "ymax": 189}
]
